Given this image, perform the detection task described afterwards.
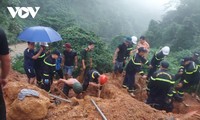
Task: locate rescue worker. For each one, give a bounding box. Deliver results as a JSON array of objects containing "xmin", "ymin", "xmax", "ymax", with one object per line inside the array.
[
  {"xmin": 146, "ymin": 61, "xmax": 175, "ymax": 112},
  {"xmin": 123, "ymin": 36, "xmax": 138, "ymax": 67},
  {"xmin": 175, "ymin": 52, "xmax": 200, "ymax": 81},
  {"xmin": 57, "ymin": 78, "xmax": 83, "ymax": 97},
  {"xmin": 113, "ymin": 37, "xmax": 132, "ymax": 78},
  {"xmin": 34, "ymin": 42, "xmax": 49, "ymax": 87},
  {"xmin": 175, "ymin": 57, "xmax": 200, "ymax": 101},
  {"xmin": 24, "ymin": 42, "xmax": 43, "ymax": 84},
  {"xmin": 147, "ymin": 46, "xmax": 170, "ymax": 80},
  {"xmin": 122, "ymin": 47, "xmax": 148, "ymax": 97},
  {"xmin": 82, "ymin": 69, "xmax": 108, "ymax": 97},
  {"xmin": 41, "ymin": 50, "xmax": 60, "ymax": 92}
]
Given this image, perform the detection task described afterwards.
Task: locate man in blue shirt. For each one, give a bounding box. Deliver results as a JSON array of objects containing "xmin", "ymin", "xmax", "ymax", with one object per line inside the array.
[{"xmin": 24, "ymin": 42, "xmax": 43, "ymax": 84}]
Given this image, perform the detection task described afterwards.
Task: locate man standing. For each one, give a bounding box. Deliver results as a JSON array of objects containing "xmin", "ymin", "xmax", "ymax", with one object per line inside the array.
[
  {"xmin": 146, "ymin": 61, "xmax": 175, "ymax": 112},
  {"xmin": 113, "ymin": 37, "xmax": 132, "ymax": 78},
  {"xmin": 41, "ymin": 50, "xmax": 60, "ymax": 92},
  {"xmin": 34, "ymin": 42, "xmax": 49, "ymax": 86},
  {"xmin": 62, "ymin": 43, "xmax": 78, "ymax": 79},
  {"xmin": 0, "ymin": 28, "xmax": 11, "ymax": 120},
  {"xmin": 80, "ymin": 41, "xmax": 95, "ymax": 83},
  {"xmin": 123, "ymin": 47, "xmax": 148, "ymax": 97},
  {"xmin": 24, "ymin": 42, "xmax": 43, "ymax": 84}
]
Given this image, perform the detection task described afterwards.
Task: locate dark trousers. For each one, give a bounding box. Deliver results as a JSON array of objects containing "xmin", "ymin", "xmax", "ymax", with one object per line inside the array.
[
  {"xmin": 56, "ymin": 69, "xmax": 63, "ymax": 79},
  {"xmin": 123, "ymin": 71, "xmax": 136, "ymax": 92},
  {"xmin": 63, "ymin": 84, "xmax": 72, "ymax": 96},
  {"xmin": 0, "ymin": 86, "xmax": 6, "ymax": 120},
  {"xmin": 147, "ymin": 94, "xmax": 173, "ymax": 112},
  {"xmin": 41, "ymin": 75, "xmax": 53, "ymax": 92},
  {"xmin": 82, "ymin": 70, "xmax": 92, "ymax": 91},
  {"xmin": 35, "ymin": 68, "xmax": 42, "ymax": 85},
  {"xmin": 147, "ymin": 66, "xmax": 157, "ymax": 80}
]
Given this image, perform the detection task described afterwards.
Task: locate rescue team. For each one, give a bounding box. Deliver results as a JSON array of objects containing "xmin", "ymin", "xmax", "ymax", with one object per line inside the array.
[{"xmin": 21, "ymin": 36, "xmax": 200, "ymax": 112}]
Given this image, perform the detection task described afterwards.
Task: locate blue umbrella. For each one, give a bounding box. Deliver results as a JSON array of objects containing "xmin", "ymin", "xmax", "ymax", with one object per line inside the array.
[{"xmin": 17, "ymin": 26, "xmax": 62, "ymax": 42}]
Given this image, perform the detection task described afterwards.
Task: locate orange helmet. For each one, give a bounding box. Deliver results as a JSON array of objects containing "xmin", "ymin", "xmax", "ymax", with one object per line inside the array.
[{"xmin": 99, "ymin": 74, "xmax": 108, "ymax": 85}]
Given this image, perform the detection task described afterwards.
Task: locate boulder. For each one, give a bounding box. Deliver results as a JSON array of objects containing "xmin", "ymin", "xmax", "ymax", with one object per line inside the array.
[
  {"xmin": 3, "ymin": 81, "xmax": 50, "ymax": 120},
  {"xmin": 8, "ymin": 94, "xmax": 50, "ymax": 120}
]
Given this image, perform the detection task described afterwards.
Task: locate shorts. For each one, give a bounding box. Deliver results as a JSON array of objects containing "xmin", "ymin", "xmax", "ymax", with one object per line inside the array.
[
  {"xmin": 24, "ymin": 67, "xmax": 36, "ymax": 78},
  {"xmin": 64, "ymin": 66, "xmax": 74, "ymax": 76},
  {"xmin": 114, "ymin": 61, "xmax": 123, "ymax": 73}
]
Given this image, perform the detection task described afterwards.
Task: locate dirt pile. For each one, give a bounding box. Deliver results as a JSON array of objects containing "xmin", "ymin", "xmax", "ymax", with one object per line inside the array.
[{"xmin": 4, "ymin": 71, "xmax": 200, "ymax": 120}]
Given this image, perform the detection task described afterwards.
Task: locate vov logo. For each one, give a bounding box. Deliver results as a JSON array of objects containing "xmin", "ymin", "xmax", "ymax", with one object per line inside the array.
[{"xmin": 7, "ymin": 7, "xmax": 40, "ymax": 19}]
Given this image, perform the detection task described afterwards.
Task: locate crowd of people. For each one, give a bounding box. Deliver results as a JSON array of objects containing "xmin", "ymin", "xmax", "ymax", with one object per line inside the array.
[
  {"xmin": 113, "ymin": 35, "xmax": 200, "ymax": 112},
  {"xmin": 23, "ymin": 40, "xmax": 108, "ymax": 98}
]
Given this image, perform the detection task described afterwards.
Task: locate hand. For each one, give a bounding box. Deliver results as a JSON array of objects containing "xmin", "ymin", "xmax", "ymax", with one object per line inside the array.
[
  {"xmin": 39, "ymin": 47, "xmax": 44, "ymax": 51},
  {"xmin": 113, "ymin": 60, "xmax": 116, "ymax": 64},
  {"xmin": 141, "ymin": 75, "xmax": 147, "ymax": 79},
  {"xmin": 0, "ymin": 78, "xmax": 7, "ymax": 87},
  {"xmin": 176, "ymin": 83, "xmax": 183, "ymax": 88},
  {"xmin": 83, "ymin": 65, "xmax": 86, "ymax": 70},
  {"xmin": 61, "ymin": 64, "xmax": 64, "ymax": 68},
  {"xmin": 74, "ymin": 65, "xmax": 78, "ymax": 69}
]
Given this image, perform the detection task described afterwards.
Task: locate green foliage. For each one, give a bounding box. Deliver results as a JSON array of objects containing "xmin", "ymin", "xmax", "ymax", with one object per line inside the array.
[
  {"xmin": 12, "ymin": 54, "xmax": 25, "ymax": 74},
  {"xmin": 145, "ymin": 0, "xmax": 200, "ymax": 51}
]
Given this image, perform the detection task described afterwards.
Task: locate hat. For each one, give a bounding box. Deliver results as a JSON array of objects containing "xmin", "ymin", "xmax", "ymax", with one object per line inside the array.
[
  {"xmin": 183, "ymin": 57, "xmax": 191, "ymax": 62},
  {"xmin": 125, "ymin": 37, "xmax": 132, "ymax": 43},
  {"xmin": 52, "ymin": 50, "xmax": 60, "ymax": 56},
  {"xmin": 160, "ymin": 61, "xmax": 169, "ymax": 68},
  {"xmin": 64, "ymin": 43, "xmax": 71, "ymax": 48},
  {"xmin": 39, "ymin": 42, "xmax": 48, "ymax": 47},
  {"xmin": 161, "ymin": 46, "xmax": 170, "ymax": 55},
  {"xmin": 138, "ymin": 47, "xmax": 147, "ymax": 53},
  {"xmin": 140, "ymin": 36, "xmax": 145, "ymax": 40},
  {"xmin": 131, "ymin": 36, "xmax": 138, "ymax": 44}
]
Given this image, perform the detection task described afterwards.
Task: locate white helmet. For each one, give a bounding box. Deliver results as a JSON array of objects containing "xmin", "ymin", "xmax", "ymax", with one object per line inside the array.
[
  {"xmin": 39, "ymin": 42, "xmax": 49, "ymax": 47},
  {"xmin": 131, "ymin": 36, "xmax": 137, "ymax": 44},
  {"xmin": 161, "ymin": 46, "xmax": 170, "ymax": 55}
]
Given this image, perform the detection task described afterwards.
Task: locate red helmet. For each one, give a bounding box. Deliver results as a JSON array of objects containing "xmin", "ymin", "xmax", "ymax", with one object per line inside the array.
[{"xmin": 99, "ymin": 74, "xmax": 108, "ymax": 85}]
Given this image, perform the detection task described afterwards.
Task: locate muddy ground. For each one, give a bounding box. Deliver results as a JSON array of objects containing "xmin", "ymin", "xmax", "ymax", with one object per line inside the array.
[{"xmin": 3, "ymin": 70, "xmax": 200, "ymax": 120}]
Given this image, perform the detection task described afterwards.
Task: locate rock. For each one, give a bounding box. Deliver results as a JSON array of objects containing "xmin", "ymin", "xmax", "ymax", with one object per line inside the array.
[
  {"xmin": 8, "ymin": 95, "xmax": 50, "ymax": 120},
  {"xmin": 3, "ymin": 81, "xmax": 50, "ymax": 120}
]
